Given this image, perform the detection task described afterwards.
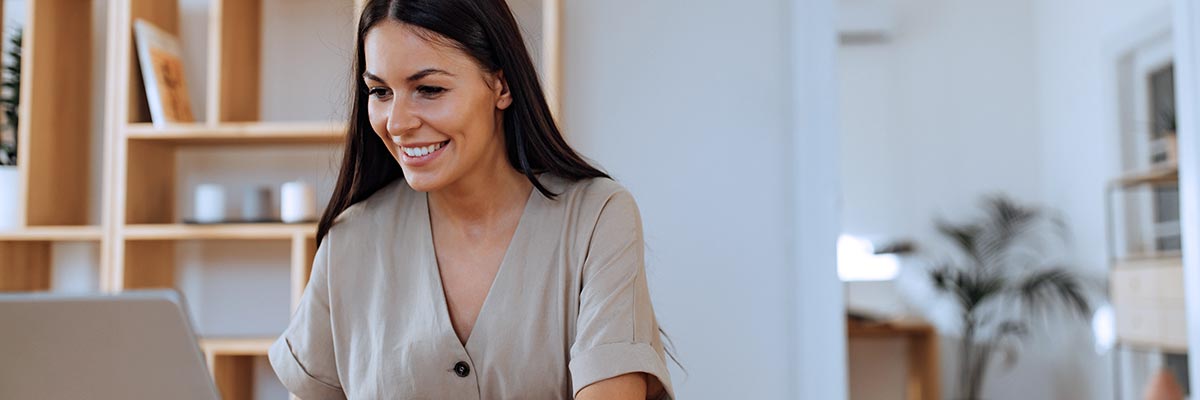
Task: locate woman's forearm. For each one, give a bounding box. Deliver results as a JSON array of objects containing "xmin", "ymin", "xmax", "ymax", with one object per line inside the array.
[{"xmin": 575, "ymin": 372, "xmax": 649, "ymax": 400}]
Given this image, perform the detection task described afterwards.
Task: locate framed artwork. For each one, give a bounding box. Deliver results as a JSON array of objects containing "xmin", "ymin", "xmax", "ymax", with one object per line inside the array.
[{"xmin": 133, "ymin": 19, "xmax": 196, "ymax": 127}]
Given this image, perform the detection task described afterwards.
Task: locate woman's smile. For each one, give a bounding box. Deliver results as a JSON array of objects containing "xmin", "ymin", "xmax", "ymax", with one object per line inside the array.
[{"xmin": 395, "ymin": 138, "xmax": 451, "ymax": 167}]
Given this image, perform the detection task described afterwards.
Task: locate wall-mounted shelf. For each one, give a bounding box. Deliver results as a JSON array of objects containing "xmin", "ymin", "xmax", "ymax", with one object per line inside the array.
[
  {"xmin": 125, "ymin": 122, "xmax": 344, "ymax": 145},
  {"xmin": 1111, "ymin": 163, "xmax": 1178, "ymax": 188},
  {"xmin": 0, "ymin": 226, "xmax": 105, "ymax": 241},
  {"xmin": 122, "ymin": 223, "xmax": 316, "ymax": 241},
  {"xmin": 200, "ymin": 336, "xmax": 275, "ymax": 357}
]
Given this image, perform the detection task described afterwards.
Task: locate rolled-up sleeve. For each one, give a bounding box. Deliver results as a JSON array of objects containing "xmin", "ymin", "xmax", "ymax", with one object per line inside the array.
[
  {"xmin": 569, "ymin": 190, "xmax": 674, "ymax": 399},
  {"xmin": 269, "ymin": 237, "xmax": 346, "ymax": 400}
]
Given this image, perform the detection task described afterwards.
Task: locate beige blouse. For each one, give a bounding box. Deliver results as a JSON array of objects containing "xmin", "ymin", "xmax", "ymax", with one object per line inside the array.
[{"xmin": 268, "ymin": 175, "xmax": 674, "ymax": 399}]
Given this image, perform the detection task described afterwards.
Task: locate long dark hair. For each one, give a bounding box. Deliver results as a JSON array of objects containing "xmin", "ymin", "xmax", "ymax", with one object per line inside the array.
[{"xmin": 317, "ymin": 0, "xmax": 609, "ymax": 244}]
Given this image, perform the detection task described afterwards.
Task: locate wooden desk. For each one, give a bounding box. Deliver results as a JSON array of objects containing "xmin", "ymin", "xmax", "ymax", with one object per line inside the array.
[{"xmin": 847, "ymin": 318, "xmax": 941, "ymax": 400}]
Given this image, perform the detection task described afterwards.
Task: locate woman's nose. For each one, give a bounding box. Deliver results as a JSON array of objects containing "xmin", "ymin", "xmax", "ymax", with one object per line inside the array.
[{"xmin": 387, "ymin": 99, "xmax": 421, "ymax": 135}]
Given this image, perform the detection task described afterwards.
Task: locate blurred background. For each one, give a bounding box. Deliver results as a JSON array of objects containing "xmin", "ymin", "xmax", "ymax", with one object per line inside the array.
[{"xmin": 1, "ymin": 0, "xmax": 1198, "ymax": 399}]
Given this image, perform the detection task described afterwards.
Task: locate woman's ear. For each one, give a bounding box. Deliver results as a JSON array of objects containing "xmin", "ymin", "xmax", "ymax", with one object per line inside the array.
[{"xmin": 493, "ymin": 71, "xmax": 513, "ymax": 110}]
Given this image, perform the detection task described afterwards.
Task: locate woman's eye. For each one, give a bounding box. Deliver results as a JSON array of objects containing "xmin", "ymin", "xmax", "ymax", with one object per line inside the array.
[
  {"xmin": 416, "ymin": 85, "xmax": 447, "ymax": 97},
  {"xmin": 367, "ymin": 87, "xmax": 392, "ymax": 99}
]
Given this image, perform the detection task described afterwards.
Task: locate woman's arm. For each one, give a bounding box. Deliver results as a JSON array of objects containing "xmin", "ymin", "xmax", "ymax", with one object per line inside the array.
[
  {"xmin": 576, "ymin": 372, "xmax": 666, "ymax": 400},
  {"xmin": 576, "ymin": 373, "xmax": 646, "ymax": 400},
  {"xmin": 569, "ymin": 187, "xmax": 673, "ymax": 399}
]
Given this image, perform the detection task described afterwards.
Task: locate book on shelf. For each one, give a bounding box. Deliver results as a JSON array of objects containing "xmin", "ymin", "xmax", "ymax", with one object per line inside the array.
[{"xmin": 133, "ymin": 19, "xmax": 196, "ymax": 128}]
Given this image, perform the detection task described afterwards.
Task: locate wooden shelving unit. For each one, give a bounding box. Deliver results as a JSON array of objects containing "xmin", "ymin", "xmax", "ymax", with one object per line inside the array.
[
  {"xmin": 0, "ymin": 0, "xmax": 104, "ymax": 293},
  {"xmin": 103, "ymin": 0, "xmax": 362, "ymax": 397},
  {"xmin": 1106, "ymin": 165, "xmax": 1188, "ymax": 354}
]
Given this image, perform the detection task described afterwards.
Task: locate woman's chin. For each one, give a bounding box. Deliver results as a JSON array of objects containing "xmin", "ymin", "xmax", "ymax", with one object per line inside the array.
[{"xmin": 402, "ymin": 173, "xmax": 444, "ymax": 193}]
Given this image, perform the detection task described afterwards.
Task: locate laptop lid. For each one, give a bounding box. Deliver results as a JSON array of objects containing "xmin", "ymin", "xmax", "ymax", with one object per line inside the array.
[{"xmin": 0, "ymin": 290, "xmax": 220, "ymax": 400}]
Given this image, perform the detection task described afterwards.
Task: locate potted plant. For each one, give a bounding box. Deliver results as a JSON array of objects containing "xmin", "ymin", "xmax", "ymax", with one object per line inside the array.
[
  {"xmin": 0, "ymin": 29, "xmax": 22, "ymax": 229},
  {"xmin": 917, "ymin": 196, "xmax": 1095, "ymax": 399}
]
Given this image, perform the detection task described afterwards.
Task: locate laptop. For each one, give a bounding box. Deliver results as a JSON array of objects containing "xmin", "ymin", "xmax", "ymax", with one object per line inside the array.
[{"xmin": 0, "ymin": 290, "xmax": 221, "ymax": 400}]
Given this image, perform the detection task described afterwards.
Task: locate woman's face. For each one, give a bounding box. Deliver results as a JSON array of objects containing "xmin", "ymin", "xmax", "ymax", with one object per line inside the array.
[{"xmin": 362, "ymin": 21, "xmax": 512, "ymax": 192}]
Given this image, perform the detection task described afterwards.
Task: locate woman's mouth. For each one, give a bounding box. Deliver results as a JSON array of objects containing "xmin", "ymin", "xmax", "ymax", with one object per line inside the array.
[{"xmin": 396, "ymin": 139, "xmax": 450, "ymax": 165}]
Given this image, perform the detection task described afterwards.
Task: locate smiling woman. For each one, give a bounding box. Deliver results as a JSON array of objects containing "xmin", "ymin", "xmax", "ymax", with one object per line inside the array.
[{"xmin": 266, "ymin": 0, "xmax": 674, "ymax": 399}]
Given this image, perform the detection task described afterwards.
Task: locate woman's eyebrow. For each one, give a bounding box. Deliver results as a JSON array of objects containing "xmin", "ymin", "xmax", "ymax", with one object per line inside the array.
[
  {"xmin": 406, "ymin": 68, "xmax": 454, "ymax": 82},
  {"xmin": 363, "ymin": 69, "xmax": 454, "ymax": 85},
  {"xmin": 363, "ymin": 71, "xmax": 388, "ymax": 84}
]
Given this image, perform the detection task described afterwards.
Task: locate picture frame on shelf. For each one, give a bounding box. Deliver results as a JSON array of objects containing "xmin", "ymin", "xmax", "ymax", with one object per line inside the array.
[{"xmin": 134, "ymin": 19, "xmax": 196, "ymax": 128}]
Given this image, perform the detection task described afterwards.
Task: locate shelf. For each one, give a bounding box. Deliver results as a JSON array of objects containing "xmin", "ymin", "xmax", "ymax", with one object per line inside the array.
[
  {"xmin": 1113, "ymin": 253, "xmax": 1183, "ymax": 267},
  {"xmin": 122, "ymin": 223, "xmax": 317, "ymax": 240},
  {"xmin": 199, "ymin": 337, "xmax": 275, "ymax": 357},
  {"xmin": 124, "ymin": 121, "xmax": 345, "ymax": 145},
  {"xmin": 1111, "ymin": 163, "xmax": 1178, "ymax": 188},
  {"xmin": 1116, "ymin": 340, "xmax": 1189, "ymax": 355},
  {"xmin": 0, "ymin": 226, "xmax": 104, "ymax": 241}
]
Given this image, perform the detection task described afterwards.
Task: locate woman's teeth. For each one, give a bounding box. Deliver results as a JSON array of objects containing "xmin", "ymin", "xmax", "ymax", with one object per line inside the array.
[{"xmin": 401, "ymin": 141, "xmax": 445, "ymax": 157}]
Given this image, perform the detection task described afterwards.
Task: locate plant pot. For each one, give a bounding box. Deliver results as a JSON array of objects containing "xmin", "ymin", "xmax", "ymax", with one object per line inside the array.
[{"xmin": 0, "ymin": 165, "xmax": 18, "ymax": 229}]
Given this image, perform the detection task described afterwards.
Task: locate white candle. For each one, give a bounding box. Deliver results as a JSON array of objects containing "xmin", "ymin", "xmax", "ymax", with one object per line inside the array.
[
  {"xmin": 193, "ymin": 184, "xmax": 226, "ymax": 223},
  {"xmin": 280, "ymin": 181, "xmax": 316, "ymax": 223}
]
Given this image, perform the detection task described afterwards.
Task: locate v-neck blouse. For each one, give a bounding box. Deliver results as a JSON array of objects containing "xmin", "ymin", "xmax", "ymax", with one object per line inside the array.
[{"xmin": 268, "ymin": 175, "xmax": 674, "ymax": 399}]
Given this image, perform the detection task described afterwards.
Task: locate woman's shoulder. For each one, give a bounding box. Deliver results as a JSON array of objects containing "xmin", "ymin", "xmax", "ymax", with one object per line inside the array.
[
  {"xmin": 542, "ymin": 174, "xmax": 638, "ymax": 218},
  {"xmin": 330, "ymin": 178, "xmax": 413, "ymax": 228}
]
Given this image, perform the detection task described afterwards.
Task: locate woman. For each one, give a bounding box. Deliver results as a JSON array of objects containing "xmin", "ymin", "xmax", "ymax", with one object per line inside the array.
[{"xmin": 267, "ymin": 0, "xmax": 674, "ymax": 399}]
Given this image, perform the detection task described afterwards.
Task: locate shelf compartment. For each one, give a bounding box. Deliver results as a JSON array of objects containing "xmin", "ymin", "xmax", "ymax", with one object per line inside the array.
[
  {"xmin": 19, "ymin": 0, "xmax": 96, "ymax": 226},
  {"xmin": 125, "ymin": 0, "xmax": 182, "ymax": 124},
  {"xmin": 1110, "ymin": 262, "xmax": 1188, "ymax": 352},
  {"xmin": 208, "ymin": 0, "xmax": 262, "ymax": 123},
  {"xmin": 125, "ymin": 140, "xmax": 177, "ymax": 225},
  {"xmin": 123, "ymin": 223, "xmax": 317, "ymax": 240},
  {"xmin": 125, "ymin": 121, "xmax": 344, "ymax": 145},
  {"xmin": 200, "ymin": 337, "xmax": 275, "ymax": 400},
  {"xmin": 119, "ymin": 240, "xmax": 175, "ymax": 290},
  {"xmin": 0, "ymin": 242, "xmax": 51, "ymax": 291},
  {"xmin": 0, "ymin": 226, "xmax": 104, "ymax": 241}
]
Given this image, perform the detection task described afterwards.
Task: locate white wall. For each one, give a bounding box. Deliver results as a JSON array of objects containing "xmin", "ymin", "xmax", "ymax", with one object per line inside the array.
[
  {"xmin": 838, "ymin": 0, "xmax": 1128, "ymax": 399},
  {"xmin": 565, "ymin": 0, "xmax": 844, "ymax": 398},
  {"xmin": 1032, "ymin": 1, "xmax": 1174, "ymax": 399},
  {"xmin": 1033, "ymin": 0, "xmax": 1171, "ymax": 278},
  {"xmin": 840, "ymin": 0, "xmax": 1043, "ymax": 251}
]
